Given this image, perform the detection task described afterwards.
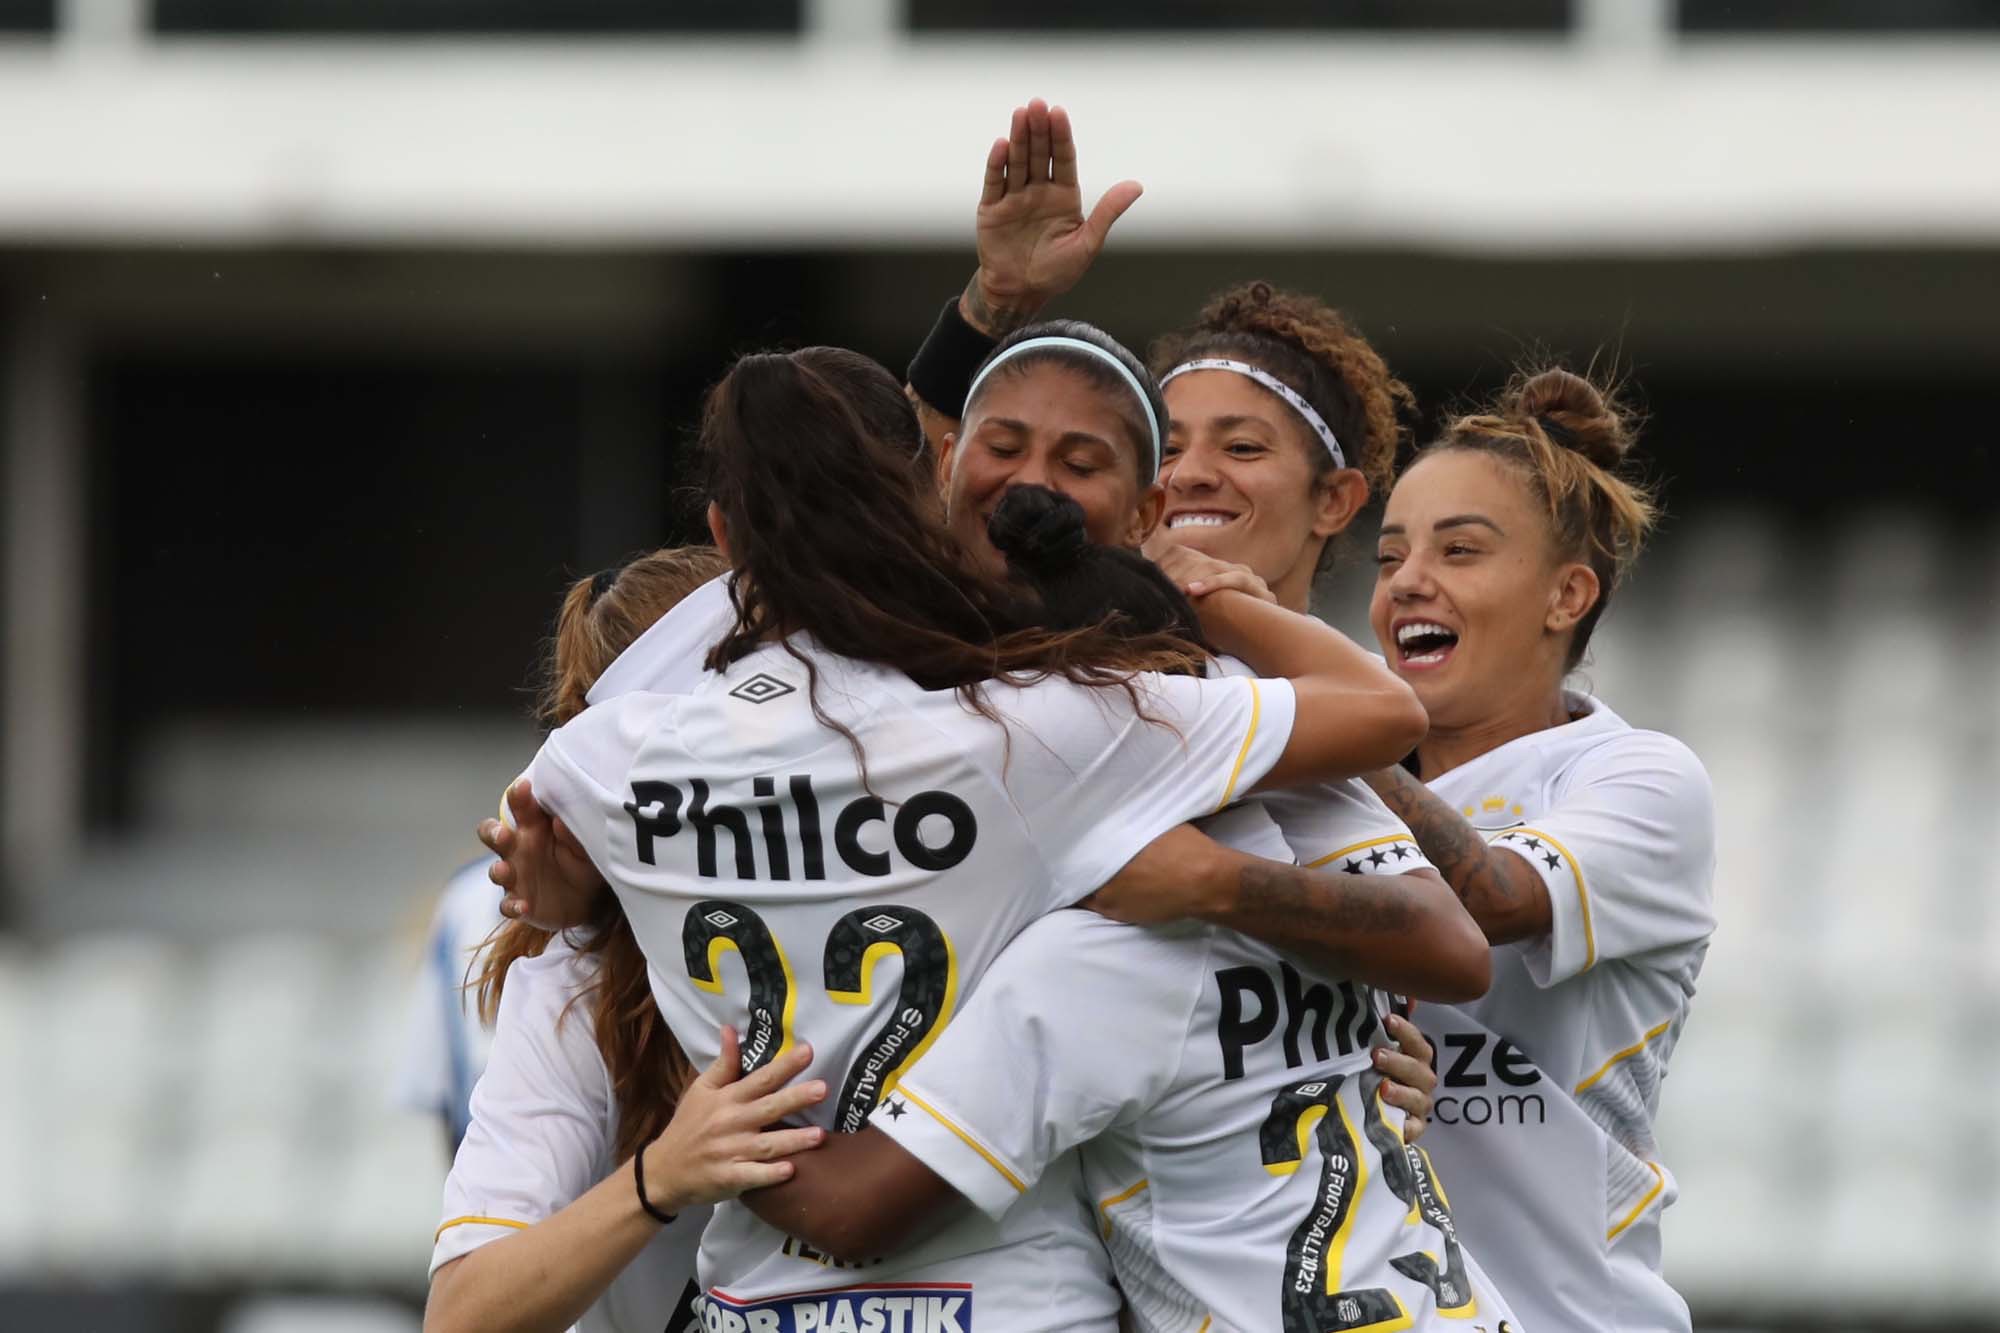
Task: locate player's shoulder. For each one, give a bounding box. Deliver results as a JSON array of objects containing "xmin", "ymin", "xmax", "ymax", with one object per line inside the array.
[
  {"xmin": 1565, "ymin": 699, "xmax": 1713, "ymax": 799},
  {"xmin": 543, "ymin": 689, "xmax": 685, "ymax": 785},
  {"xmin": 992, "ymin": 911, "xmax": 1211, "ymax": 996},
  {"xmin": 494, "ymin": 939, "xmax": 603, "ymax": 1030}
]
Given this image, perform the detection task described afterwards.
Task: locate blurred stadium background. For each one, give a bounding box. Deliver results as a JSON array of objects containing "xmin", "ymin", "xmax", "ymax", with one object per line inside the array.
[{"xmin": 3, "ymin": 2, "xmax": 1998, "ymax": 1330}]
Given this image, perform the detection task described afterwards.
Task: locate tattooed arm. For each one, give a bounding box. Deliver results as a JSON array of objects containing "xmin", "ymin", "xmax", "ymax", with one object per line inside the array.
[
  {"xmin": 1087, "ymin": 827, "xmax": 1490, "ymax": 1003},
  {"xmin": 1362, "ymin": 766, "xmax": 1554, "ymax": 946}
]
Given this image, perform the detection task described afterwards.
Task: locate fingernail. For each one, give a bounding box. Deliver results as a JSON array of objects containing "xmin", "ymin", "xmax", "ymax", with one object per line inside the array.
[
  {"xmin": 1373, "ymin": 1048, "xmax": 1390, "ymax": 1064},
  {"xmin": 808, "ymin": 1081, "xmax": 827, "ymax": 1098}
]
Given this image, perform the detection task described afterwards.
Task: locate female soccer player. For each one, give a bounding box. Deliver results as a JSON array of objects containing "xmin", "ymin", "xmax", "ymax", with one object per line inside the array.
[
  {"xmin": 495, "ymin": 344, "xmax": 1432, "ymax": 1330},
  {"xmin": 1360, "ymin": 370, "xmax": 1716, "ymax": 1333},
  {"xmin": 427, "ymin": 547, "xmax": 831, "ymax": 1333},
  {"xmin": 741, "ymin": 482, "xmax": 1518, "ymax": 1332}
]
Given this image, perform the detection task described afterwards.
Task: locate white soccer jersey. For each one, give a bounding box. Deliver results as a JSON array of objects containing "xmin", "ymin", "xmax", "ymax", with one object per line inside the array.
[
  {"xmin": 871, "ymin": 801, "xmax": 1513, "ymax": 1333},
  {"xmin": 1210, "ymin": 655, "xmax": 1435, "ymax": 890},
  {"xmin": 395, "ymin": 856, "xmax": 506, "ymax": 1149},
  {"xmin": 526, "ymin": 636, "xmax": 1297, "ymax": 1331},
  {"xmin": 432, "ymin": 941, "xmax": 712, "ymax": 1333},
  {"xmin": 1418, "ymin": 692, "xmax": 1715, "ymax": 1333}
]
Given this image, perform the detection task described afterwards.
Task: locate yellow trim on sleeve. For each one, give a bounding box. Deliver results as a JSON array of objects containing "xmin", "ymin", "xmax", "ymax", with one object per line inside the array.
[
  {"xmin": 897, "ymin": 1087, "xmax": 1027, "ymax": 1194},
  {"xmin": 1607, "ymin": 1161, "xmax": 1668, "ymax": 1241},
  {"xmin": 1495, "ymin": 825, "xmax": 1595, "ymax": 971},
  {"xmin": 1573, "ymin": 1018, "xmax": 1674, "ymax": 1096},
  {"xmin": 1197, "ymin": 1318, "xmax": 1212, "ymax": 1333},
  {"xmin": 1213, "ymin": 679, "xmax": 1263, "ymax": 812},
  {"xmin": 435, "ymin": 1215, "xmax": 529, "ymax": 1241},
  {"xmin": 1095, "ymin": 1178, "xmax": 1150, "ymax": 1238},
  {"xmin": 1305, "ymin": 834, "xmax": 1417, "ymax": 870}
]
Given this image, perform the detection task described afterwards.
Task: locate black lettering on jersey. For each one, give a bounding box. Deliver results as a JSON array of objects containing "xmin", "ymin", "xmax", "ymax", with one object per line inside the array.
[
  {"xmin": 1361, "ymin": 1070, "xmax": 1477, "ymax": 1315},
  {"xmin": 792, "ymin": 775, "xmax": 825, "ymax": 880},
  {"xmin": 623, "ymin": 779, "xmax": 684, "ymax": 866},
  {"xmin": 1281, "ymin": 962, "xmax": 1335, "ymax": 1067},
  {"xmin": 687, "ymin": 778, "xmax": 755, "ymax": 880},
  {"xmin": 623, "ymin": 774, "xmax": 977, "ymax": 881},
  {"xmin": 824, "ymin": 905, "xmax": 954, "ymax": 1132},
  {"xmin": 751, "ymin": 777, "xmax": 790, "ymax": 881},
  {"xmin": 683, "ymin": 900, "xmax": 792, "ymax": 1074},
  {"xmin": 1492, "ymin": 1038, "xmax": 1540, "ymax": 1087},
  {"xmin": 1443, "ymin": 1033, "xmax": 1488, "ymax": 1088},
  {"xmin": 1258, "ymin": 1075, "xmax": 1406, "ymax": 1333},
  {"xmin": 834, "ymin": 796, "xmax": 891, "ymax": 877},
  {"xmin": 1217, "ymin": 967, "xmax": 1279, "ymax": 1081},
  {"xmin": 896, "ymin": 790, "xmax": 978, "ymax": 870},
  {"xmin": 1219, "ymin": 965, "xmax": 1379, "ymax": 1082}
]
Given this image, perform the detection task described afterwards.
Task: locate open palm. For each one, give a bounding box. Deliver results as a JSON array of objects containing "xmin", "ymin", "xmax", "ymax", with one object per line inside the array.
[{"xmin": 971, "ymin": 99, "xmax": 1143, "ymax": 330}]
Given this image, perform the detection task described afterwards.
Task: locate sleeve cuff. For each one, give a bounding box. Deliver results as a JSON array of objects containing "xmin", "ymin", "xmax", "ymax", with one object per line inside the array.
[
  {"xmin": 429, "ymin": 1216, "xmax": 530, "ymax": 1276},
  {"xmin": 869, "ymin": 1084, "xmax": 1028, "ymax": 1222},
  {"xmin": 1490, "ymin": 826, "xmax": 1594, "ymax": 986}
]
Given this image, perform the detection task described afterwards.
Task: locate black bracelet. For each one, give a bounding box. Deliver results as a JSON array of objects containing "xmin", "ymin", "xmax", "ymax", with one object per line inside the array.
[
  {"xmin": 906, "ymin": 295, "xmax": 1000, "ymax": 419},
  {"xmin": 633, "ymin": 1139, "xmax": 677, "ymax": 1227}
]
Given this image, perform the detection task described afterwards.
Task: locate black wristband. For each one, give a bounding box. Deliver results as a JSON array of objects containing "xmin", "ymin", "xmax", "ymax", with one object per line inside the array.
[
  {"xmin": 633, "ymin": 1139, "xmax": 677, "ymax": 1226},
  {"xmin": 906, "ymin": 295, "xmax": 1000, "ymax": 419}
]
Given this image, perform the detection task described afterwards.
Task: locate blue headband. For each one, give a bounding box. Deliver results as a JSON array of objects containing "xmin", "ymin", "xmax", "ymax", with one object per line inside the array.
[{"xmin": 964, "ymin": 336, "xmax": 1162, "ymax": 480}]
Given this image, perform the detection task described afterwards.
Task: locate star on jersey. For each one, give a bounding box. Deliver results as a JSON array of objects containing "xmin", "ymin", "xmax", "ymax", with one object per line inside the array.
[
  {"xmin": 1496, "ymin": 831, "xmax": 1565, "ymax": 874},
  {"xmin": 884, "ymin": 1099, "xmax": 909, "ymax": 1120},
  {"xmin": 1366, "ymin": 847, "xmax": 1389, "ymax": 868}
]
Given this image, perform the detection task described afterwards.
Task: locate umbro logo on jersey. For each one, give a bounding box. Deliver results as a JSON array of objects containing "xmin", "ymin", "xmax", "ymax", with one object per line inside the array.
[
  {"xmin": 625, "ymin": 774, "xmax": 979, "ymax": 880},
  {"xmin": 861, "ymin": 913, "xmax": 903, "ymax": 934},
  {"xmin": 728, "ymin": 673, "xmax": 796, "ymax": 705}
]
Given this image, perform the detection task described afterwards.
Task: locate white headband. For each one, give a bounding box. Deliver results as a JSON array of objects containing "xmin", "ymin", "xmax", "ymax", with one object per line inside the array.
[
  {"xmin": 1160, "ymin": 358, "xmax": 1346, "ymax": 471},
  {"xmin": 965, "ymin": 336, "xmax": 1162, "ymax": 480}
]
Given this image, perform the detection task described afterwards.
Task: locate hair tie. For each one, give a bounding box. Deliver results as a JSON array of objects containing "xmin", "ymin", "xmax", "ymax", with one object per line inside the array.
[
  {"xmin": 1535, "ymin": 415, "xmax": 1580, "ymax": 451},
  {"xmin": 965, "ymin": 336, "xmax": 1161, "ymax": 480},
  {"xmin": 1160, "ymin": 358, "xmax": 1346, "ymax": 470},
  {"xmin": 588, "ymin": 566, "xmax": 620, "ymax": 605}
]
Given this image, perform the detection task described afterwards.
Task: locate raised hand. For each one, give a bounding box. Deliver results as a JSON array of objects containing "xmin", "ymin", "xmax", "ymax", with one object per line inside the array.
[{"xmin": 964, "ymin": 98, "xmax": 1143, "ymax": 337}]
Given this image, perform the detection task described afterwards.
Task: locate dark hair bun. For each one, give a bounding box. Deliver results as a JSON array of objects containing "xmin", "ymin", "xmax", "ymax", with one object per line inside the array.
[
  {"xmin": 988, "ymin": 485, "xmax": 1090, "ymax": 578},
  {"xmin": 1508, "ymin": 368, "xmax": 1632, "ymax": 470}
]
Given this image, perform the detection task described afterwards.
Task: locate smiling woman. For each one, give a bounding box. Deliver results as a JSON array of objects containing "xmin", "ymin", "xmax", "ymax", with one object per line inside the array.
[
  {"xmin": 1371, "ymin": 368, "xmax": 1658, "ymax": 745},
  {"xmin": 1148, "ymin": 281, "xmax": 1418, "ymax": 613},
  {"xmin": 1360, "ymin": 367, "xmax": 1715, "ymax": 1333},
  {"xmin": 939, "ymin": 318, "xmax": 1169, "ymax": 572}
]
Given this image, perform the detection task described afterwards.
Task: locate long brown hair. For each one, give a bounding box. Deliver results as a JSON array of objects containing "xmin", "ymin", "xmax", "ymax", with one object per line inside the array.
[
  {"xmin": 1429, "ymin": 367, "xmax": 1658, "ymax": 670},
  {"xmin": 698, "ymin": 346, "xmax": 1205, "ymax": 764},
  {"xmin": 474, "ymin": 546, "xmax": 727, "ymax": 1161}
]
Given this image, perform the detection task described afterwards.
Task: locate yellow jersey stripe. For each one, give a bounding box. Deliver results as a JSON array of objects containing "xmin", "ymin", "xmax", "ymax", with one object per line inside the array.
[
  {"xmin": 1499, "ymin": 825, "xmax": 1595, "ymax": 971},
  {"xmin": 1607, "ymin": 1161, "xmax": 1668, "ymax": 1241},
  {"xmin": 435, "ymin": 1214, "xmax": 529, "ymax": 1241},
  {"xmin": 1573, "ymin": 1018, "xmax": 1675, "ymax": 1096},
  {"xmin": 1305, "ymin": 834, "xmax": 1418, "ymax": 870},
  {"xmin": 1213, "ymin": 680, "xmax": 1263, "ymax": 812},
  {"xmin": 898, "ymin": 1087, "xmax": 1027, "ymax": 1194},
  {"xmin": 1095, "ymin": 1178, "xmax": 1150, "ymax": 1238}
]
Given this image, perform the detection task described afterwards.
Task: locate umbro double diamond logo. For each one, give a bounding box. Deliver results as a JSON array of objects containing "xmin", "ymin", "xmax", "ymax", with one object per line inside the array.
[{"xmin": 728, "ymin": 673, "xmax": 795, "ymax": 705}]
